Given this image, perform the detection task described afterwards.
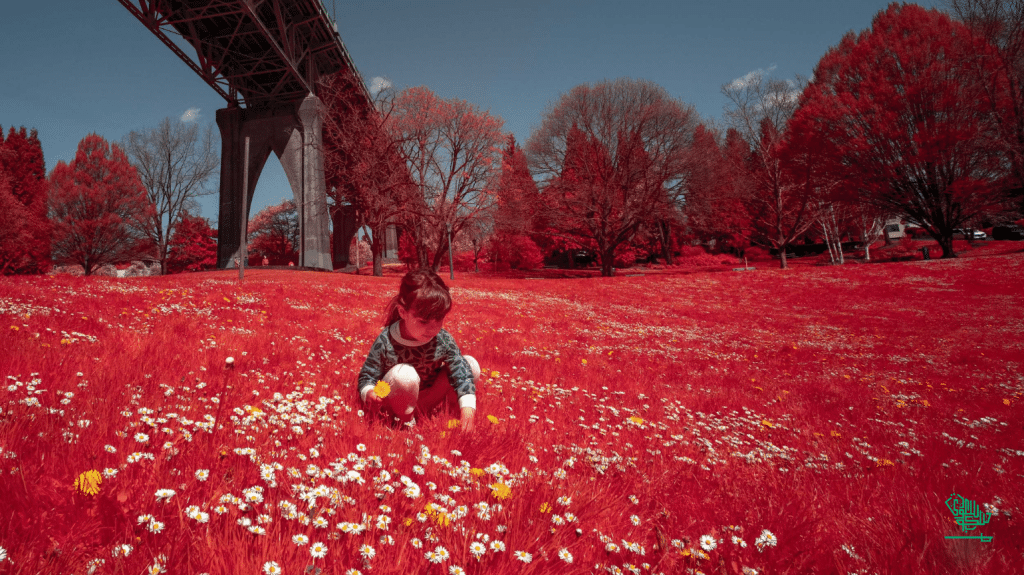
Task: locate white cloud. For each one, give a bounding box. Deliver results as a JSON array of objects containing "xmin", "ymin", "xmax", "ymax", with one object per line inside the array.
[
  {"xmin": 180, "ymin": 108, "xmax": 201, "ymax": 123},
  {"xmin": 368, "ymin": 77, "xmax": 392, "ymax": 95},
  {"xmin": 727, "ymin": 65, "xmax": 777, "ymax": 90}
]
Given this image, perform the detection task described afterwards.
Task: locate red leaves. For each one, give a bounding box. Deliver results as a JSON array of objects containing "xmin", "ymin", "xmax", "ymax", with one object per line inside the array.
[
  {"xmin": 0, "ymin": 126, "xmax": 51, "ymax": 274},
  {"xmin": 246, "ymin": 200, "xmax": 298, "ymax": 265},
  {"xmin": 794, "ymin": 4, "xmax": 1010, "ymax": 255},
  {"xmin": 48, "ymin": 134, "xmax": 154, "ymax": 275},
  {"xmin": 167, "ymin": 213, "xmax": 218, "ymax": 273},
  {"xmin": 527, "ymin": 79, "xmax": 697, "ymax": 276}
]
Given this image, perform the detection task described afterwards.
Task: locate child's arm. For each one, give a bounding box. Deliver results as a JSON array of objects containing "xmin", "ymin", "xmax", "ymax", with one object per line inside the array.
[
  {"xmin": 357, "ymin": 331, "xmax": 389, "ymax": 404},
  {"xmin": 438, "ymin": 331, "xmax": 476, "ymax": 431}
]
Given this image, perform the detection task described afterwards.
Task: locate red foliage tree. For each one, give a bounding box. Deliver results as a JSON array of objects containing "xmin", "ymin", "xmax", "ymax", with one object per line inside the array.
[
  {"xmin": 792, "ymin": 4, "xmax": 1013, "ymax": 258},
  {"xmin": 388, "ymin": 86, "xmax": 505, "ymax": 272},
  {"xmin": 48, "ymin": 134, "xmax": 154, "ymax": 275},
  {"xmin": 948, "ymin": 0, "xmax": 1024, "ymax": 209},
  {"xmin": 246, "ymin": 199, "xmax": 299, "ymax": 265},
  {"xmin": 0, "ymin": 126, "xmax": 51, "ymax": 273},
  {"xmin": 166, "ymin": 212, "xmax": 218, "ymax": 273},
  {"xmin": 493, "ymin": 134, "xmax": 538, "ymax": 236},
  {"xmin": 0, "ymin": 171, "xmax": 40, "ymax": 274},
  {"xmin": 681, "ymin": 125, "xmax": 756, "ymax": 257},
  {"xmin": 527, "ymin": 79, "xmax": 698, "ymax": 276},
  {"xmin": 320, "ymin": 70, "xmax": 417, "ymax": 276}
]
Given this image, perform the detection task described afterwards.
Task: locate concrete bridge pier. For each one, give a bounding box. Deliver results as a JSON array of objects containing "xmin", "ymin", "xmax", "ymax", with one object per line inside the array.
[{"xmin": 216, "ymin": 93, "xmax": 332, "ymax": 270}]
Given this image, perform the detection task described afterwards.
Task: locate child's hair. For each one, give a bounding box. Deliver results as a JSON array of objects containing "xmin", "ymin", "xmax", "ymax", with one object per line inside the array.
[{"xmin": 382, "ymin": 268, "xmax": 453, "ymax": 326}]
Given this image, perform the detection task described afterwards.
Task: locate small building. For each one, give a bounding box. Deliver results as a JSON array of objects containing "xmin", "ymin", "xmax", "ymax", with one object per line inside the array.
[{"xmin": 883, "ymin": 218, "xmax": 906, "ymax": 241}]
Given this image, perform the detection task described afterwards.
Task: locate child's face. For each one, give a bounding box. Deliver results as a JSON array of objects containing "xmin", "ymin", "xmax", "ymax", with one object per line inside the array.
[{"xmin": 397, "ymin": 306, "xmax": 444, "ymax": 343}]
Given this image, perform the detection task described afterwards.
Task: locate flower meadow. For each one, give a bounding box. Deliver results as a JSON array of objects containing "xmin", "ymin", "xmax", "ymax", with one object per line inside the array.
[{"xmin": 1, "ymin": 252, "xmax": 1023, "ymax": 574}]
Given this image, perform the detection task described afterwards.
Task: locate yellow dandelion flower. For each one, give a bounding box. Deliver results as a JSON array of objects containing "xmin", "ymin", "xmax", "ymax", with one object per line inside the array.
[
  {"xmin": 470, "ymin": 468, "xmax": 485, "ymax": 477},
  {"xmin": 1004, "ymin": 399, "xmax": 1012, "ymax": 406},
  {"xmin": 487, "ymin": 415, "xmax": 499, "ymax": 425},
  {"xmin": 830, "ymin": 430, "xmax": 841, "ymax": 438},
  {"xmin": 540, "ymin": 502, "xmax": 551, "ymax": 513},
  {"xmin": 581, "ymin": 359, "xmax": 587, "ymax": 365},
  {"xmin": 628, "ymin": 415, "xmax": 644, "ymax": 426},
  {"xmin": 447, "ymin": 419, "xmax": 459, "ymax": 429},
  {"xmin": 490, "ymin": 482, "xmax": 511, "ymax": 500},
  {"xmin": 761, "ymin": 420, "xmax": 774, "ymax": 428},
  {"xmin": 374, "ymin": 380, "xmax": 391, "ymax": 399},
  {"xmin": 490, "ymin": 371, "xmax": 500, "ymax": 378},
  {"xmin": 876, "ymin": 459, "xmax": 894, "ymax": 467},
  {"xmin": 74, "ymin": 469, "xmax": 102, "ymax": 496}
]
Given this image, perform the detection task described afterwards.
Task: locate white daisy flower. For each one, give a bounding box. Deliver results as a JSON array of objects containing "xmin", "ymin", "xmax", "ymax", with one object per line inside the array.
[
  {"xmin": 514, "ymin": 550, "xmax": 532, "ymax": 563},
  {"xmin": 111, "ymin": 543, "xmax": 132, "ymax": 558},
  {"xmin": 558, "ymin": 548, "xmax": 573, "ymax": 563},
  {"xmin": 263, "ymin": 561, "xmax": 281, "ymax": 574},
  {"xmin": 359, "ymin": 544, "xmax": 375, "ymax": 560},
  {"xmin": 310, "ymin": 541, "xmax": 328, "ymax": 558},
  {"xmin": 700, "ymin": 535, "xmax": 717, "ymax": 551},
  {"xmin": 154, "ymin": 488, "xmax": 175, "ymax": 502},
  {"xmin": 195, "ymin": 469, "xmax": 210, "ymax": 481}
]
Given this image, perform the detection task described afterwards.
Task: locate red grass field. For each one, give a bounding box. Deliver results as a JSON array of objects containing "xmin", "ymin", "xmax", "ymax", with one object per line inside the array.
[{"xmin": 2, "ymin": 244, "xmax": 1023, "ymax": 574}]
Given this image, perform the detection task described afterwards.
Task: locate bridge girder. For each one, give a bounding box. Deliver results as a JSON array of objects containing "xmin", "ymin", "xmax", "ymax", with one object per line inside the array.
[{"xmin": 117, "ymin": 0, "xmax": 372, "ymax": 109}]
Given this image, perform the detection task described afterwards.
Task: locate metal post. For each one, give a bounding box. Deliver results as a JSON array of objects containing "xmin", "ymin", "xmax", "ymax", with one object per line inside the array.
[
  {"xmin": 447, "ymin": 222, "xmax": 454, "ymax": 280},
  {"xmin": 300, "ymin": 129, "xmax": 305, "ymax": 268},
  {"xmin": 240, "ymin": 136, "xmax": 249, "ymax": 280}
]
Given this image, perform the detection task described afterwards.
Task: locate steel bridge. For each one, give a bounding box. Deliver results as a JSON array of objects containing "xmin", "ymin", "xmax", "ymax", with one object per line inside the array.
[{"xmin": 119, "ymin": 0, "xmax": 374, "ymax": 270}]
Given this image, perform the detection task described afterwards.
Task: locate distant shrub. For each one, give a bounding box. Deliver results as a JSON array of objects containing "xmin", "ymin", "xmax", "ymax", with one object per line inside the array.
[
  {"xmin": 490, "ymin": 235, "xmax": 544, "ymax": 270},
  {"xmin": 743, "ymin": 246, "xmax": 771, "ymax": 261},
  {"xmin": 678, "ymin": 245, "xmax": 707, "ymax": 258}
]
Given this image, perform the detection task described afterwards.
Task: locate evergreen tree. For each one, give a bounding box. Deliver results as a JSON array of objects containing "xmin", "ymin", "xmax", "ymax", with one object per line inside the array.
[{"xmin": 0, "ymin": 126, "xmax": 51, "ymax": 273}]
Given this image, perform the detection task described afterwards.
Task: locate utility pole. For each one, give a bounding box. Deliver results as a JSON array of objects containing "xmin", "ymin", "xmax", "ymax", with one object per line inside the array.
[{"xmin": 239, "ymin": 136, "xmax": 249, "ymax": 280}]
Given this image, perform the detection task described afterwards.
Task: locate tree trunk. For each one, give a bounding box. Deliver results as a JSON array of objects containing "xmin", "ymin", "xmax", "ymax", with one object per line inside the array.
[
  {"xmin": 938, "ymin": 234, "xmax": 957, "ymax": 258},
  {"xmin": 779, "ymin": 246, "xmax": 788, "ymax": 269},
  {"xmin": 822, "ymin": 223, "xmax": 835, "ymax": 263},
  {"xmin": 369, "ymin": 223, "xmax": 385, "ymax": 277},
  {"xmin": 601, "ymin": 246, "xmax": 615, "ymax": 277},
  {"xmin": 659, "ymin": 220, "xmax": 674, "ymax": 265}
]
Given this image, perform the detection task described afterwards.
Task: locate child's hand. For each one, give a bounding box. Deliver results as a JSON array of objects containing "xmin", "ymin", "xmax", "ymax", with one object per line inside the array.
[
  {"xmin": 365, "ymin": 390, "xmax": 383, "ymax": 411},
  {"xmin": 460, "ymin": 406, "xmax": 475, "ymax": 433}
]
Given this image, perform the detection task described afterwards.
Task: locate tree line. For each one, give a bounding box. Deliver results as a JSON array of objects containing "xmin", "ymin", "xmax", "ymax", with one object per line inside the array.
[{"xmin": 3, "ymin": 2, "xmax": 1023, "ymax": 276}]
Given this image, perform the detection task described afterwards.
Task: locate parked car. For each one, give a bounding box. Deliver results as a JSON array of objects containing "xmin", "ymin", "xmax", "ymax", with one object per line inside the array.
[
  {"xmin": 953, "ymin": 228, "xmax": 987, "ymax": 240},
  {"xmin": 992, "ymin": 225, "xmax": 1024, "ymax": 240}
]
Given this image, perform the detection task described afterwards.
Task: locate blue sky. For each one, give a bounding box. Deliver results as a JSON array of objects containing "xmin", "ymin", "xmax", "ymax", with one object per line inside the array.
[{"xmin": 2, "ymin": 0, "xmax": 942, "ymax": 225}]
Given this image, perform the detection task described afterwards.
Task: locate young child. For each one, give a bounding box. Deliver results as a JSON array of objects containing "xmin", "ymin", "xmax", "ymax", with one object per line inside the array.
[{"xmin": 358, "ymin": 268, "xmax": 480, "ymax": 431}]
